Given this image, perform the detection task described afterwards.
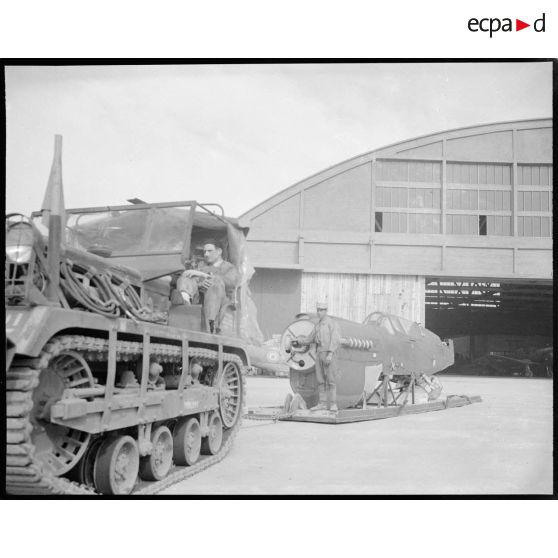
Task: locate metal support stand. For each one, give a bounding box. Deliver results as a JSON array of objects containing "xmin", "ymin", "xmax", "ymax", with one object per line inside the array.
[{"xmin": 101, "ymin": 328, "xmax": 118, "ymax": 430}]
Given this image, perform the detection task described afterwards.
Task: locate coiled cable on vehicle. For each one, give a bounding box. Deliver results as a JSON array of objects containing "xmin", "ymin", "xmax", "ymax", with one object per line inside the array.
[
  {"xmin": 59, "ymin": 258, "xmax": 166, "ymax": 323},
  {"xmin": 103, "ymin": 272, "xmax": 160, "ymax": 322},
  {"xmin": 60, "ymin": 260, "xmax": 120, "ymax": 318}
]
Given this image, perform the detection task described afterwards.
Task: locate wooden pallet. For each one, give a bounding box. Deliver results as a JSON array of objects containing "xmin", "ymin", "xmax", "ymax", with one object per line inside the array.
[
  {"xmin": 245, "ymin": 395, "xmax": 482, "ymax": 424},
  {"xmin": 287, "ymin": 395, "xmax": 482, "ymax": 424}
]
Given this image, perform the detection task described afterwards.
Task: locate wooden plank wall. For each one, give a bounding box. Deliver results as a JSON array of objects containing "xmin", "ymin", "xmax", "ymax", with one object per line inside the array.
[{"xmin": 301, "ymin": 273, "xmax": 425, "ymax": 324}]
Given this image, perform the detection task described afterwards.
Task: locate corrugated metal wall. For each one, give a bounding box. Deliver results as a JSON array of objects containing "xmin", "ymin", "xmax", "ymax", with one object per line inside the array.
[
  {"xmin": 244, "ymin": 121, "xmax": 552, "ymax": 280},
  {"xmin": 301, "ymin": 273, "xmax": 425, "ymax": 324}
]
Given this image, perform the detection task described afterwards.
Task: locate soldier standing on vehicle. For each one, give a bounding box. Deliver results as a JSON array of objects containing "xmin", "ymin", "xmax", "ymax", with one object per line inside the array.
[
  {"xmin": 297, "ymin": 301, "xmax": 342, "ymax": 412},
  {"xmin": 177, "ymin": 240, "xmax": 239, "ymax": 334}
]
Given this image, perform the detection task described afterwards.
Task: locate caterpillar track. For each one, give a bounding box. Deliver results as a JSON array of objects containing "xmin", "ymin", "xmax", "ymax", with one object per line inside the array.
[{"xmin": 6, "ymin": 334, "xmax": 246, "ymax": 496}]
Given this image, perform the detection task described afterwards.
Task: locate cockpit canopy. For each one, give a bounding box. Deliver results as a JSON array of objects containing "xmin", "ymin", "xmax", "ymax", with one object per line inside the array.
[{"xmin": 363, "ymin": 311, "xmax": 424, "ymax": 338}]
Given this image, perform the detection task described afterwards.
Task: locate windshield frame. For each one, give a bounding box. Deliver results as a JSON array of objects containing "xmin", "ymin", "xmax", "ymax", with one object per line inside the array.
[{"xmin": 30, "ymin": 201, "xmax": 229, "ymax": 258}]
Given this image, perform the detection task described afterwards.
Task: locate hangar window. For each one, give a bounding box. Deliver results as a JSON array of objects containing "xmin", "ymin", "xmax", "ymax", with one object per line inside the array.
[
  {"xmin": 374, "ymin": 212, "xmax": 383, "ymax": 232},
  {"xmin": 518, "ymin": 216, "xmax": 551, "ymax": 237},
  {"xmin": 518, "ymin": 191, "xmax": 551, "ymax": 212},
  {"xmin": 479, "ymin": 215, "xmax": 487, "ymax": 236},
  {"xmin": 408, "ymin": 213, "xmax": 440, "ymax": 234},
  {"xmin": 376, "ymin": 187, "xmax": 384, "ymax": 206},
  {"xmin": 377, "ymin": 160, "xmax": 408, "ymax": 181},
  {"xmin": 376, "ymin": 186, "xmax": 408, "ymax": 208},
  {"xmin": 447, "ymin": 189, "xmax": 478, "ymax": 210},
  {"xmin": 487, "ymin": 216, "xmax": 511, "ymax": 236},
  {"xmin": 448, "ymin": 162, "xmax": 511, "ymax": 186},
  {"xmin": 381, "ymin": 212, "xmax": 407, "ymax": 233},
  {"xmin": 376, "ymin": 160, "xmax": 441, "ymax": 183},
  {"xmin": 447, "ymin": 163, "xmax": 478, "ymax": 184},
  {"xmin": 446, "ymin": 214, "xmax": 478, "ymax": 235},
  {"xmin": 518, "ymin": 165, "xmax": 552, "ymax": 187},
  {"xmin": 378, "ymin": 186, "xmax": 442, "ymax": 209},
  {"xmin": 409, "ymin": 188, "xmax": 440, "ymax": 208},
  {"xmin": 408, "ymin": 161, "xmax": 442, "ymax": 183},
  {"xmin": 479, "ymin": 190, "xmax": 511, "ymax": 211}
]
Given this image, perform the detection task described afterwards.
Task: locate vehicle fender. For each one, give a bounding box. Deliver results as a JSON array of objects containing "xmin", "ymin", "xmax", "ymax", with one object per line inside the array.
[{"xmin": 5, "ymin": 306, "xmax": 110, "ymax": 357}]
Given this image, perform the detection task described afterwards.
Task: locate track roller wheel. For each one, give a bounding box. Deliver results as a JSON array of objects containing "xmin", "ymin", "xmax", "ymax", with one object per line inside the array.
[
  {"xmin": 30, "ymin": 350, "xmax": 94, "ymax": 476},
  {"xmin": 201, "ymin": 412, "xmax": 223, "ymax": 455},
  {"xmin": 139, "ymin": 425, "xmax": 173, "ymax": 481},
  {"xmin": 173, "ymin": 417, "xmax": 202, "ymax": 466},
  {"xmin": 94, "ymin": 435, "xmax": 139, "ymax": 495},
  {"xmin": 219, "ymin": 361, "xmax": 243, "ymax": 428}
]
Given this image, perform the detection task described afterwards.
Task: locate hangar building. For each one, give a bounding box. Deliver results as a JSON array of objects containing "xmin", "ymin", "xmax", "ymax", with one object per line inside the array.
[{"xmin": 241, "ymin": 119, "xmax": 553, "ymax": 356}]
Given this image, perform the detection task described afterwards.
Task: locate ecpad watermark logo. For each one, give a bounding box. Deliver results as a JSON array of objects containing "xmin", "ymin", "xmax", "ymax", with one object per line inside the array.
[{"xmin": 468, "ymin": 13, "xmax": 546, "ymax": 37}]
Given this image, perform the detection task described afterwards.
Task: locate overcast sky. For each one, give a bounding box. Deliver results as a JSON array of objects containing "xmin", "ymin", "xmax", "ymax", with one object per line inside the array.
[{"xmin": 5, "ymin": 62, "xmax": 552, "ymax": 218}]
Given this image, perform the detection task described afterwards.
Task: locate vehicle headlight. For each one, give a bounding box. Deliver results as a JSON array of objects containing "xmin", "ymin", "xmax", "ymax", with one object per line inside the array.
[{"xmin": 6, "ymin": 223, "xmax": 35, "ymax": 263}]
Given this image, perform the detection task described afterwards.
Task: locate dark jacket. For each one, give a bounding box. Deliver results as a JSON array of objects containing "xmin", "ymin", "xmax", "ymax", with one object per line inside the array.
[{"xmin": 199, "ymin": 260, "xmax": 239, "ymax": 296}]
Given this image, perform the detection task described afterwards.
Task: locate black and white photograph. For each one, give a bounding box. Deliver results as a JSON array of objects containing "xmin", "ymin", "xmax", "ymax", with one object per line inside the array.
[{"xmin": 3, "ymin": 61, "xmax": 554, "ymax": 499}]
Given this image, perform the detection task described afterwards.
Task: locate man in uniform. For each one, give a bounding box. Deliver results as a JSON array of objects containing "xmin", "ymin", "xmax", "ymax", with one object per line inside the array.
[
  {"xmin": 297, "ymin": 301, "xmax": 342, "ymax": 412},
  {"xmin": 177, "ymin": 240, "xmax": 239, "ymax": 334}
]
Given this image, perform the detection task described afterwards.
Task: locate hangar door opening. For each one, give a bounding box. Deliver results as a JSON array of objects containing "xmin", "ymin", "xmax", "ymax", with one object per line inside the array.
[
  {"xmin": 250, "ymin": 269, "xmax": 302, "ymax": 339},
  {"xmin": 425, "ymin": 278, "xmax": 553, "ymax": 364}
]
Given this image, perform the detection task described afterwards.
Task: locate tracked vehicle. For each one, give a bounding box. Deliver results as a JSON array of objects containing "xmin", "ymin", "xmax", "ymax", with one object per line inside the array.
[{"xmin": 5, "ymin": 136, "xmax": 255, "ymax": 495}]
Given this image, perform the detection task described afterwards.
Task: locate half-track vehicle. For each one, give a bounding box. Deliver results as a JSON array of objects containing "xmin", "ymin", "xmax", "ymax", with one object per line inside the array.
[{"xmin": 5, "ymin": 136, "xmax": 255, "ymax": 495}]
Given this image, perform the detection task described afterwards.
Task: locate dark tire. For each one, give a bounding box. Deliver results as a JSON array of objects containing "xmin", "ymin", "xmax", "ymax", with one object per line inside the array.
[
  {"xmin": 201, "ymin": 412, "xmax": 223, "ymax": 455},
  {"xmin": 69, "ymin": 436, "xmax": 103, "ymax": 488},
  {"xmin": 93, "ymin": 435, "xmax": 139, "ymax": 495},
  {"xmin": 139, "ymin": 425, "xmax": 173, "ymax": 481},
  {"xmin": 173, "ymin": 417, "xmax": 201, "ymax": 466}
]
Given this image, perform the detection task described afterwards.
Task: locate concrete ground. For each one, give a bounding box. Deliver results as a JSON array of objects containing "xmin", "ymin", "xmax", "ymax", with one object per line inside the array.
[{"xmin": 161, "ymin": 375, "xmax": 553, "ymax": 495}]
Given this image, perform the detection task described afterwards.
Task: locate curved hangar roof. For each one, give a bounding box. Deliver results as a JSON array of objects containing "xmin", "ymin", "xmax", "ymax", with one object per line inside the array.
[{"xmin": 241, "ymin": 119, "xmax": 552, "ymax": 280}]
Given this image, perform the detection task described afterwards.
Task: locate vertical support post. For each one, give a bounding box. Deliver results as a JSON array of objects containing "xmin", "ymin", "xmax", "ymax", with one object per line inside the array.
[
  {"xmin": 383, "ymin": 375, "xmax": 389, "ymax": 408},
  {"xmin": 138, "ymin": 332, "xmax": 150, "ymax": 421},
  {"xmin": 234, "ymin": 286, "xmax": 241, "ymax": 338},
  {"xmin": 369, "ymin": 158, "xmax": 376, "ymax": 270},
  {"xmin": 46, "ymin": 216, "xmax": 62, "ymax": 302},
  {"xmin": 101, "ymin": 328, "xmax": 118, "ymax": 430},
  {"xmin": 180, "ymin": 204, "xmax": 196, "ymax": 265},
  {"xmin": 45, "ymin": 135, "xmax": 65, "ymax": 303},
  {"xmin": 298, "ymin": 189, "xmax": 305, "ymax": 313},
  {"xmin": 298, "ymin": 190, "xmax": 305, "ymax": 268},
  {"xmin": 512, "ymin": 129, "xmax": 518, "ymax": 239},
  {"xmin": 298, "ymin": 236, "xmax": 305, "ymax": 267},
  {"xmin": 218, "ymin": 343, "xmax": 223, "ymax": 374},
  {"xmin": 399, "ymin": 375, "xmax": 413, "ymax": 407},
  {"xmin": 441, "ymin": 140, "xmax": 447, "ymax": 235},
  {"xmin": 217, "ymin": 344, "xmax": 224, "ymax": 409},
  {"xmin": 178, "ymin": 336, "xmax": 189, "ymax": 395}
]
